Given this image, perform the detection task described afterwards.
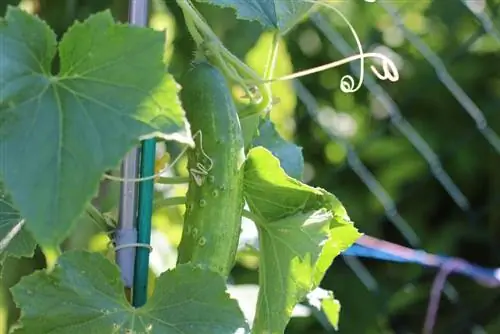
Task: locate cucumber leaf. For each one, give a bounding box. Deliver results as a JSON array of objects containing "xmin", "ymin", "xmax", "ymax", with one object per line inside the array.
[
  {"xmin": 243, "ymin": 147, "xmax": 361, "ymax": 333},
  {"xmin": 252, "ymin": 119, "xmax": 304, "ymax": 180},
  {"xmin": 0, "ymin": 8, "xmax": 193, "ymax": 247},
  {"xmin": 0, "ymin": 182, "xmax": 36, "ymax": 266},
  {"xmin": 321, "ymin": 296, "xmax": 341, "ymax": 330},
  {"xmin": 306, "ymin": 287, "xmax": 341, "ymax": 330},
  {"xmin": 11, "ymin": 251, "xmax": 250, "ymax": 333},
  {"xmin": 195, "ymin": 0, "xmax": 315, "ymax": 33}
]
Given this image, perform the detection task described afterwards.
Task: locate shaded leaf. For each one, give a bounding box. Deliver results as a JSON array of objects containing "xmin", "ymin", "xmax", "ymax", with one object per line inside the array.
[
  {"xmin": 243, "ymin": 147, "xmax": 360, "ymax": 333},
  {"xmin": 0, "ymin": 182, "xmax": 36, "ymax": 265},
  {"xmin": 196, "ymin": 0, "xmax": 314, "ymax": 33},
  {"xmin": 0, "ymin": 8, "xmax": 193, "ymax": 247},
  {"xmin": 241, "ymin": 112, "xmax": 261, "ymax": 150},
  {"xmin": 11, "ymin": 251, "xmax": 249, "ymax": 334}
]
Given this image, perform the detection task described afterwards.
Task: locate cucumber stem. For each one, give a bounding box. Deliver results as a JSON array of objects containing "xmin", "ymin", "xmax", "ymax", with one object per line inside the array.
[
  {"xmin": 86, "ymin": 204, "xmax": 110, "ymax": 228},
  {"xmin": 184, "ymin": 13, "xmax": 203, "ymax": 45},
  {"xmin": 176, "ymin": 0, "xmax": 272, "ymax": 115},
  {"xmin": 237, "ymin": 33, "xmax": 279, "ymax": 119}
]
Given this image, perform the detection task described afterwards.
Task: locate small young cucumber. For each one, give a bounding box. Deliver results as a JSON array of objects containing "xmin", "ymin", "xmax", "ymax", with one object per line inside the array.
[{"xmin": 177, "ymin": 61, "xmax": 245, "ymax": 278}]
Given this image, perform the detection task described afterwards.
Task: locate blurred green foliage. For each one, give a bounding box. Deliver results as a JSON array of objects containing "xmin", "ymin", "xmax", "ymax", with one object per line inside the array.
[{"xmin": 1, "ymin": 0, "xmax": 499, "ymax": 333}]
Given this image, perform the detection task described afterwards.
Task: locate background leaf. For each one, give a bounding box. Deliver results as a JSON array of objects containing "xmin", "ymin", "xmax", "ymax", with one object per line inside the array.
[
  {"xmin": 195, "ymin": 0, "xmax": 314, "ymax": 33},
  {"xmin": 0, "ymin": 182, "xmax": 35, "ymax": 266},
  {"xmin": 11, "ymin": 251, "xmax": 249, "ymax": 333},
  {"xmin": 243, "ymin": 147, "xmax": 360, "ymax": 333},
  {"xmin": 0, "ymin": 7, "xmax": 193, "ymax": 247}
]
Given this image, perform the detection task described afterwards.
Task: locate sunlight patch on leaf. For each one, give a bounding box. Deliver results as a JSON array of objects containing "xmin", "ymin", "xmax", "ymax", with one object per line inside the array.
[{"xmin": 306, "ymin": 287, "xmax": 341, "ymax": 330}]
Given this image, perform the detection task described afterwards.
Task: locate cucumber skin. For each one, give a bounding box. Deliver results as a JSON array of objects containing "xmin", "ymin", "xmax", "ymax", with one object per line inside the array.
[{"xmin": 177, "ymin": 62, "xmax": 245, "ymax": 278}]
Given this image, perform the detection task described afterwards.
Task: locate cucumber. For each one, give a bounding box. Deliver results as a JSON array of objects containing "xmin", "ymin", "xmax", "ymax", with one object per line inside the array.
[{"xmin": 177, "ymin": 61, "xmax": 246, "ymax": 278}]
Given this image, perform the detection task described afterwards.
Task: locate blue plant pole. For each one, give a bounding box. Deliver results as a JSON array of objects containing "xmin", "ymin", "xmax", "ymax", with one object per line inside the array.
[
  {"xmin": 133, "ymin": 138, "xmax": 155, "ymax": 307},
  {"xmin": 115, "ymin": 0, "xmax": 153, "ymax": 307},
  {"xmin": 124, "ymin": 0, "xmax": 155, "ymax": 308}
]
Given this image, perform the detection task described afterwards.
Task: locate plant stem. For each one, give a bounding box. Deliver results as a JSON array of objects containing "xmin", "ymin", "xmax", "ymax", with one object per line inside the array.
[
  {"xmin": 176, "ymin": 0, "xmax": 272, "ymax": 114},
  {"xmin": 86, "ymin": 203, "xmax": 114, "ymax": 230},
  {"xmin": 42, "ymin": 245, "xmax": 61, "ymax": 272},
  {"xmin": 264, "ymin": 31, "xmax": 280, "ymax": 80},
  {"xmin": 224, "ymin": 52, "xmax": 272, "ymax": 112},
  {"xmin": 156, "ymin": 176, "xmax": 190, "ymax": 184},
  {"xmin": 154, "ymin": 196, "xmax": 186, "ymax": 209},
  {"xmin": 0, "ymin": 219, "xmax": 24, "ymax": 253},
  {"xmin": 207, "ymin": 49, "xmax": 258, "ymax": 104},
  {"xmin": 184, "ymin": 13, "xmax": 203, "ymax": 45}
]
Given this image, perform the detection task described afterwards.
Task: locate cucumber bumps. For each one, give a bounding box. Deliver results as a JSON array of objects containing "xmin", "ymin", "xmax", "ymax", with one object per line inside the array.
[{"xmin": 177, "ymin": 62, "xmax": 246, "ymax": 278}]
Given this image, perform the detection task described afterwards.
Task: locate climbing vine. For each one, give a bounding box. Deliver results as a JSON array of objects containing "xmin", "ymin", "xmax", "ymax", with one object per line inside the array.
[{"xmin": 0, "ymin": 0, "xmax": 396, "ymax": 332}]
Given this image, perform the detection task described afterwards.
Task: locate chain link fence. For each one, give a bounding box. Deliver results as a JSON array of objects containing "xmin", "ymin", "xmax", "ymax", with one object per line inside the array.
[{"xmin": 291, "ymin": 0, "xmax": 500, "ymax": 332}]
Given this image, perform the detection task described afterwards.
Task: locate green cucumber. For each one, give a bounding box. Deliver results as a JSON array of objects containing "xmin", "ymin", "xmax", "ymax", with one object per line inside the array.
[{"xmin": 177, "ymin": 61, "xmax": 245, "ymax": 278}]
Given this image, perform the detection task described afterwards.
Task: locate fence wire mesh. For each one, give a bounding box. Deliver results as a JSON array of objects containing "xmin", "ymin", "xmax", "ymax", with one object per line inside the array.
[{"xmin": 291, "ymin": 0, "xmax": 500, "ymax": 332}]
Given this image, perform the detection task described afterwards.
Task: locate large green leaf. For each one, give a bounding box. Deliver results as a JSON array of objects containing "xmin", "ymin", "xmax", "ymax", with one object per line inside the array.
[
  {"xmin": 243, "ymin": 147, "xmax": 361, "ymax": 333},
  {"xmin": 11, "ymin": 251, "xmax": 249, "ymax": 333},
  {"xmin": 196, "ymin": 0, "xmax": 315, "ymax": 33},
  {"xmin": 0, "ymin": 8, "xmax": 193, "ymax": 247},
  {"xmin": 252, "ymin": 119, "xmax": 304, "ymax": 180},
  {"xmin": 0, "ymin": 182, "xmax": 36, "ymax": 265}
]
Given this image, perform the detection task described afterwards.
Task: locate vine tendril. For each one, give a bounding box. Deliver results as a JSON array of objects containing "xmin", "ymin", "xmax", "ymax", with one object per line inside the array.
[
  {"xmin": 243, "ymin": 0, "xmax": 400, "ymax": 93},
  {"xmin": 102, "ymin": 130, "xmax": 211, "ymax": 184}
]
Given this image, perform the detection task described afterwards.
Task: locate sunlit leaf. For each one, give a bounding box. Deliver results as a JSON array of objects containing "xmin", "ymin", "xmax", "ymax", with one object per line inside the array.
[
  {"xmin": 306, "ymin": 287, "xmax": 341, "ymax": 330},
  {"xmin": 243, "ymin": 147, "xmax": 360, "ymax": 333}
]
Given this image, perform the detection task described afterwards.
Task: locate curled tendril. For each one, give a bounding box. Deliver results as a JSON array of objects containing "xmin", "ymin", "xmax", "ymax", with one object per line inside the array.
[
  {"xmin": 245, "ymin": 0, "xmax": 399, "ymax": 94},
  {"xmin": 371, "ymin": 55, "xmax": 399, "ymax": 82},
  {"xmin": 188, "ymin": 130, "xmax": 213, "ymax": 186},
  {"xmin": 340, "ymin": 75, "xmax": 356, "ymax": 93},
  {"xmin": 307, "ymin": 0, "xmax": 399, "ymax": 93},
  {"xmin": 338, "ymin": 52, "xmax": 400, "ymax": 93},
  {"xmin": 102, "ymin": 130, "xmax": 211, "ymax": 184}
]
